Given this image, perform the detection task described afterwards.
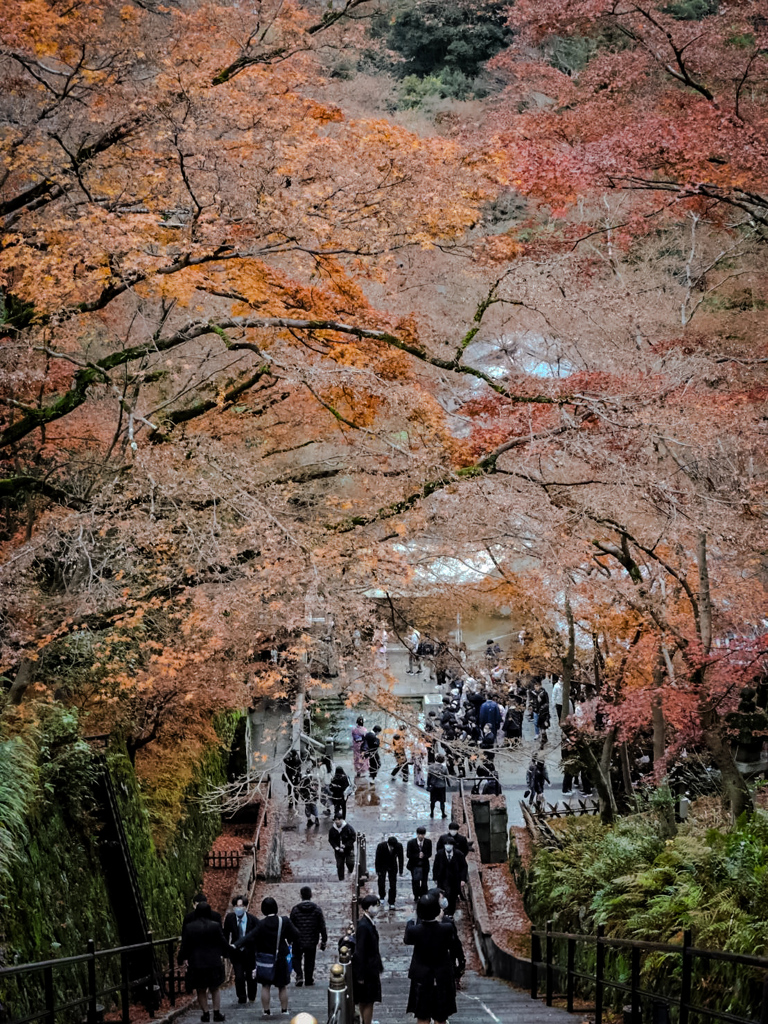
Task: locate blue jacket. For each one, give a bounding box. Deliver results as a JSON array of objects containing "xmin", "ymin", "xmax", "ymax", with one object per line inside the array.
[{"xmin": 479, "ymin": 700, "xmax": 502, "ymax": 732}]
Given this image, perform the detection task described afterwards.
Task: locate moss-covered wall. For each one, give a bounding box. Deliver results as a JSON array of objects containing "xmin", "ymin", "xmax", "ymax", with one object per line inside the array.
[{"xmin": 0, "ymin": 708, "xmax": 242, "ymax": 1020}]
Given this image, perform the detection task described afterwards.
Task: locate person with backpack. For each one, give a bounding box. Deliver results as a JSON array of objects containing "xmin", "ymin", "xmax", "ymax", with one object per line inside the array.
[{"xmin": 361, "ymin": 724, "xmax": 383, "ymax": 781}]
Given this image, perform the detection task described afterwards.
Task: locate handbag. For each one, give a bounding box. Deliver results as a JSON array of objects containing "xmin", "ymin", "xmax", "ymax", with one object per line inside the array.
[{"xmin": 253, "ymin": 916, "xmax": 283, "ymax": 984}]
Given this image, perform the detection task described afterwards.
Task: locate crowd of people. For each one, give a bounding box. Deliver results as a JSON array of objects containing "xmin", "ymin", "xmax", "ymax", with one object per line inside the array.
[{"xmin": 179, "ymin": 825, "xmax": 469, "ymax": 1024}]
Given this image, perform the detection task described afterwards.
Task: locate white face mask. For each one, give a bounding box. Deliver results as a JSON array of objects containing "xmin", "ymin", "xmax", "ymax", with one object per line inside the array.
[
  {"xmin": 367, "ymin": 906, "xmax": 380, "ymax": 919},
  {"xmin": 439, "ymin": 897, "xmax": 449, "ymax": 910}
]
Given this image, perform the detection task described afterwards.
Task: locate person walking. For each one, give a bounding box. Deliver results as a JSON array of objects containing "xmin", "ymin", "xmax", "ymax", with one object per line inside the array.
[
  {"xmin": 184, "ymin": 892, "xmax": 222, "ymax": 927},
  {"xmin": 298, "ymin": 771, "xmax": 320, "ymax": 827},
  {"xmin": 502, "ymin": 697, "xmax": 524, "ymax": 747},
  {"xmin": 432, "ymin": 839, "xmax": 467, "ymax": 916},
  {"xmin": 406, "ymin": 826, "xmax": 432, "ymax": 899},
  {"xmin": 289, "ymin": 886, "xmax": 327, "ymax": 988},
  {"xmin": 237, "ymin": 897, "xmax": 300, "ymax": 1017},
  {"xmin": 478, "ymin": 694, "xmax": 502, "ymax": 742},
  {"xmin": 426, "ymin": 754, "xmax": 449, "ymax": 819},
  {"xmin": 391, "ymin": 732, "xmax": 409, "ymax": 779},
  {"xmin": 552, "ymin": 675, "xmax": 563, "ymax": 724},
  {"xmin": 375, "ymin": 834, "xmax": 404, "ymax": 908},
  {"xmin": 531, "ymin": 679, "xmax": 551, "ymax": 747},
  {"xmin": 411, "ymin": 734, "xmax": 427, "ymax": 788},
  {"xmin": 352, "ymin": 895, "xmax": 384, "ymax": 1024},
  {"xmin": 351, "ymin": 716, "xmax": 367, "ymax": 778},
  {"xmin": 328, "ymin": 765, "xmax": 351, "ymax": 819},
  {"xmin": 403, "ymin": 895, "xmax": 460, "ymax": 1024},
  {"xmin": 525, "ymin": 752, "xmax": 550, "ymax": 811},
  {"xmin": 178, "ymin": 901, "xmax": 229, "ymax": 1022},
  {"xmin": 223, "ymin": 895, "xmax": 258, "ymax": 1005},
  {"xmin": 436, "ymin": 821, "xmax": 469, "ymax": 857},
  {"xmin": 329, "ymin": 813, "xmax": 356, "ymax": 880},
  {"xmin": 282, "ymin": 750, "xmax": 302, "ymax": 809},
  {"xmin": 361, "ymin": 725, "xmax": 383, "ymax": 781},
  {"xmin": 407, "ymin": 627, "xmax": 422, "ymax": 674}
]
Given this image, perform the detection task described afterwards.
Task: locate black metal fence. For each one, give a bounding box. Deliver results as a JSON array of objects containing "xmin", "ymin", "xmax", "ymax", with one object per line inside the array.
[
  {"xmin": 0, "ymin": 933, "xmax": 181, "ymax": 1024},
  {"xmin": 204, "ymin": 850, "xmax": 241, "ymax": 869},
  {"xmin": 531, "ymin": 923, "xmax": 768, "ymax": 1024}
]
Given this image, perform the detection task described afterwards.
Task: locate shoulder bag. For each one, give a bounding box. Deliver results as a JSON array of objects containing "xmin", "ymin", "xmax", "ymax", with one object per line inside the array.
[{"xmin": 253, "ymin": 916, "xmax": 283, "ymax": 984}]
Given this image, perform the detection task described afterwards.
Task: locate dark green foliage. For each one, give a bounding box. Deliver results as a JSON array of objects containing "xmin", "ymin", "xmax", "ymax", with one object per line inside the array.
[
  {"xmin": 381, "ymin": 0, "xmax": 512, "ymax": 80},
  {"xmin": 0, "ymin": 291, "xmax": 36, "ymax": 332},
  {"xmin": 547, "ymin": 35, "xmax": 598, "ymax": 76},
  {"xmin": 662, "ymin": 0, "xmax": 718, "ymax": 19},
  {"xmin": 525, "ymin": 811, "xmax": 768, "ymax": 1020}
]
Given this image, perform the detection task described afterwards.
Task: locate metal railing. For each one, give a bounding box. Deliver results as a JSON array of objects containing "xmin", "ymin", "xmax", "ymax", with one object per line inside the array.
[
  {"xmin": 0, "ymin": 933, "xmax": 181, "ymax": 1024},
  {"xmin": 530, "ymin": 923, "xmax": 768, "ymax": 1024},
  {"xmin": 351, "ymin": 832, "xmax": 367, "ymax": 924}
]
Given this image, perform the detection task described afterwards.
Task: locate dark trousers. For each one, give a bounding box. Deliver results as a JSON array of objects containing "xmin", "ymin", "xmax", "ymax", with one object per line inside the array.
[
  {"xmin": 391, "ymin": 756, "xmax": 409, "ymax": 778},
  {"xmin": 555, "ymin": 703, "xmax": 563, "ymax": 723},
  {"xmin": 445, "ymin": 886, "xmax": 459, "ymax": 916},
  {"xmin": 335, "ymin": 848, "xmax": 355, "ymax": 880},
  {"xmin": 430, "ymin": 786, "xmax": 446, "ymax": 817},
  {"xmin": 332, "ymin": 796, "xmax": 347, "ymax": 818},
  {"xmin": 233, "ymin": 956, "xmax": 257, "ymax": 1002},
  {"xmin": 293, "ymin": 945, "xmax": 317, "ymax": 984},
  {"xmin": 377, "ymin": 868, "xmax": 398, "ymax": 906},
  {"xmin": 410, "ymin": 866, "xmax": 429, "ymax": 899},
  {"xmin": 368, "ymin": 751, "xmax": 381, "ymax": 779}
]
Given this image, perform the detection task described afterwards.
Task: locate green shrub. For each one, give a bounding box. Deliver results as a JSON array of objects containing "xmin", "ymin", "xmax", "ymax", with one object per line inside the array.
[{"xmin": 663, "ymin": 0, "xmax": 718, "ymax": 19}]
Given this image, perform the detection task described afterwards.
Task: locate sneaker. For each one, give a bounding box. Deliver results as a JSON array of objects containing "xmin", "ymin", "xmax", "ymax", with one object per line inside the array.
[
  {"xmin": 201, "ymin": 1015, "xmax": 210, "ymax": 1023},
  {"xmin": 388, "ymin": 903, "xmax": 396, "ymax": 909},
  {"xmin": 295, "ymin": 979, "xmax": 304, "ymax": 987},
  {"xmin": 213, "ymin": 1014, "xmax": 225, "ymax": 1022},
  {"xmin": 263, "ymin": 1011, "xmax": 271, "ymax": 1017}
]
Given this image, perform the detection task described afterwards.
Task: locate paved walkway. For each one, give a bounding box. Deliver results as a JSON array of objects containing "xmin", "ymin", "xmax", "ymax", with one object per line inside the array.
[{"xmin": 180, "ymin": 758, "xmax": 576, "ymax": 1024}]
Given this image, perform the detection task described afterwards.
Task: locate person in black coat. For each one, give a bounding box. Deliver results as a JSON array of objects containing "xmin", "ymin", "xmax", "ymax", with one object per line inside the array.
[
  {"xmin": 406, "ymin": 828, "xmax": 432, "ymax": 899},
  {"xmin": 289, "ymin": 886, "xmax": 328, "ymax": 987},
  {"xmin": 432, "ymin": 840, "xmax": 468, "ymax": 916},
  {"xmin": 223, "ymin": 894, "xmax": 258, "ymax": 1005},
  {"xmin": 178, "ymin": 902, "xmax": 230, "ymax": 1022},
  {"xmin": 328, "ymin": 766, "xmax": 351, "ymax": 818},
  {"xmin": 436, "ymin": 822, "xmax": 469, "ymax": 857},
  {"xmin": 184, "ymin": 892, "xmax": 222, "ymax": 927},
  {"xmin": 236, "ymin": 897, "xmax": 300, "ymax": 1015},
  {"xmin": 329, "ymin": 814, "xmax": 356, "ymax": 880},
  {"xmin": 375, "ymin": 835, "xmax": 404, "ymax": 908},
  {"xmin": 403, "ymin": 895, "xmax": 460, "ymax": 1023},
  {"xmin": 352, "ymin": 895, "xmax": 383, "ymax": 1024}
]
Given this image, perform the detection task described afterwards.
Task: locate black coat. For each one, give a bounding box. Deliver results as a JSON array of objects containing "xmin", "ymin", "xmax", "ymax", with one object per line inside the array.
[
  {"xmin": 223, "ymin": 911, "xmax": 259, "ymax": 948},
  {"xmin": 351, "ymin": 915, "xmax": 383, "ymax": 984},
  {"xmin": 406, "ymin": 837, "xmax": 432, "ymax": 872},
  {"xmin": 374, "ymin": 839, "xmax": 404, "ymax": 875},
  {"xmin": 329, "ymin": 771, "xmax": 350, "ymax": 800},
  {"xmin": 236, "ymin": 914, "xmax": 300, "ymax": 960},
  {"xmin": 329, "ymin": 823, "xmax": 356, "ymax": 852},
  {"xmin": 403, "ymin": 919, "xmax": 460, "ymax": 983},
  {"xmin": 178, "ymin": 917, "xmax": 229, "ymax": 970},
  {"xmin": 436, "ymin": 832, "xmax": 469, "ymax": 857},
  {"xmin": 432, "ymin": 848, "xmax": 468, "ymax": 894},
  {"xmin": 290, "ymin": 900, "xmax": 328, "ymax": 948}
]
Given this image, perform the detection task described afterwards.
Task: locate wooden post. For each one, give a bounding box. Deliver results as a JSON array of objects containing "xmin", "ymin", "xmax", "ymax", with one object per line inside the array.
[
  {"xmin": 545, "ymin": 920, "xmax": 554, "ymax": 1006},
  {"xmin": 631, "ymin": 945, "xmax": 641, "ymax": 1024},
  {"xmin": 567, "ymin": 938, "xmax": 575, "ymax": 1014},
  {"xmin": 680, "ymin": 929, "xmax": 692, "ymax": 1024},
  {"xmin": 120, "ymin": 951, "xmax": 130, "ymax": 1024},
  {"xmin": 44, "ymin": 964, "xmax": 56, "ymax": 1024},
  {"xmin": 87, "ymin": 939, "xmax": 98, "ymax": 1024},
  {"xmin": 595, "ymin": 924, "xmax": 605, "ymax": 1024},
  {"xmin": 531, "ymin": 926, "xmax": 539, "ymax": 1001},
  {"xmin": 168, "ymin": 939, "xmax": 176, "ymax": 1006}
]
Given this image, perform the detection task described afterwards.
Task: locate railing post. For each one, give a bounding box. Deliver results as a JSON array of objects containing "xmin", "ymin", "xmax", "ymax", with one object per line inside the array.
[
  {"xmin": 531, "ymin": 926, "xmax": 539, "ymax": 1001},
  {"xmin": 595, "ymin": 924, "xmax": 605, "ymax": 1024},
  {"xmin": 760, "ymin": 973, "xmax": 768, "ymax": 1024},
  {"xmin": 87, "ymin": 939, "xmax": 98, "ymax": 1024},
  {"xmin": 545, "ymin": 920, "xmax": 554, "ymax": 1006},
  {"xmin": 567, "ymin": 937, "xmax": 575, "ymax": 1014},
  {"xmin": 44, "ymin": 964, "xmax": 56, "ymax": 1024},
  {"xmin": 120, "ymin": 951, "xmax": 131, "ymax": 1024},
  {"xmin": 359, "ymin": 833, "xmax": 368, "ymax": 880},
  {"xmin": 146, "ymin": 932, "xmax": 155, "ymax": 1018},
  {"xmin": 680, "ymin": 929, "xmax": 692, "ymax": 1024},
  {"xmin": 631, "ymin": 945, "xmax": 641, "ymax": 1024},
  {"xmin": 167, "ymin": 939, "xmax": 176, "ymax": 1006}
]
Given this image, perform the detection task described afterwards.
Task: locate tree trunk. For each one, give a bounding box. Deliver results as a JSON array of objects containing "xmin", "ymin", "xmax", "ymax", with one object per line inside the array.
[
  {"xmin": 619, "ymin": 741, "xmax": 633, "ymax": 804},
  {"xmin": 696, "ymin": 532, "xmax": 752, "ymax": 819},
  {"xmin": 580, "ymin": 728, "xmax": 618, "ymax": 824},
  {"xmin": 651, "ymin": 651, "xmax": 667, "ymax": 772},
  {"xmin": 559, "ymin": 595, "xmax": 576, "ymax": 726},
  {"xmin": 8, "ymin": 658, "xmax": 34, "ymax": 705}
]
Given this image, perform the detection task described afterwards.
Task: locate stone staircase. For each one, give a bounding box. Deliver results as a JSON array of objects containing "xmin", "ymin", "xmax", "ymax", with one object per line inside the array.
[{"xmin": 180, "ymin": 762, "xmax": 576, "ymax": 1024}]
